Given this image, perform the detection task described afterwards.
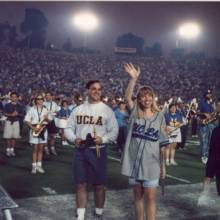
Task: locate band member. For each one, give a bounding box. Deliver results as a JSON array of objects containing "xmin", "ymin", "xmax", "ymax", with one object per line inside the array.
[
  {"xmin": 114, "ymin": 101, "xmax": 128, "ymax": 155},
  {"xmin": 65, "ymin": 80, "xmax": 118, "ymax": 220},
  {"xmin": 24, "ymin": 94, "xmax": 49, "ymax": 174},
  {"xmin": 189, "ymin": 102, "xmax": 198, "ymax": 137},
  {"xmin": 198, "ymin": 90, "xmax": 216, "ymax": 164},
  {"xmin": 165, "ymin": 103, "xmax": 183, "ymax": 166},
  {"xmin": 44, "ymin": 92, "xmax": 60, "ymax": 156},
  {"xmin": 176, "ymin": 101, "xmax": 188, "ymax": 150},
  {"xmin": 69, "ymin": 94, "xmax": 84, "ymax": 113},
  {"xmin": 121, "ymin": 63, "xmax": 167, "ymax": 220},
  {"xmin": 18, "ymin": 95, "xmax": 26, "ymax": 136},
  {"xmin": 56, "ymin": 99, "xmax": 71, "ymax": 146},
  {"xmin": 3, "ymin": 92, "xmax": 23, "ymax": 157}
]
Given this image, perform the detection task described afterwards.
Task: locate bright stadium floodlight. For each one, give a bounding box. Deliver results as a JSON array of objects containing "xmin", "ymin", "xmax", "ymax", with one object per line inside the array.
[
  {"xmin": 178, "ymin": 22, "xmax": 201, "ymax": 40},
  {"xmin": 73, "ymin": 12, "xmax": 98, "ymax": 32},
  {"xmin": 72, "ymin": 12, "xmax": 99, "ymax": 52}
]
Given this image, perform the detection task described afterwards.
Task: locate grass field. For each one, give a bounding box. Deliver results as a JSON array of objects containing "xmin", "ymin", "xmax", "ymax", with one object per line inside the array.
[{"xmin": 0, "ymin": 127, "xmax": 206, "ymax": 200}]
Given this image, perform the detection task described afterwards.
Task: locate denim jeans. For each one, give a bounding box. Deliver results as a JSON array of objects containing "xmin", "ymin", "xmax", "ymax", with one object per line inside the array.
[{"xmin": 199, "ymin": 123, "xmax": 215, "ymax": 157}]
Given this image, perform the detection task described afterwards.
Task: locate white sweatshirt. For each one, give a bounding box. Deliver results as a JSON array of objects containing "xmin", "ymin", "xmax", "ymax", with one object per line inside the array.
[{"xmin": 64, "ymin": 101, "xmax": 119, "ymax": 147}]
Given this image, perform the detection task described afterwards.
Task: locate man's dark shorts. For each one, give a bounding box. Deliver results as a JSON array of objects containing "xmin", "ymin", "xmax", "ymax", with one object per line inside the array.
[
  {"xmin": 74, "ymin": 147, "xmax": 107, "ymax": 185},
  {"xmin": 46, "ymin": 120, "xmax": 57, "ymax": 134}
]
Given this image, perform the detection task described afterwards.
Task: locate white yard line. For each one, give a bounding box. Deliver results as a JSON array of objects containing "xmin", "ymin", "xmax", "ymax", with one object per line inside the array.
[
  {"xmin": 166, "ymin": 174, "xmax": 191, "ymax": 184},
  {"xmin": 108, "ymin": 156, "xmax": 121, "ymax": 162},
  {"xmin": 42, "ymin": 187, "xmax": 57, "ymax": 195}
]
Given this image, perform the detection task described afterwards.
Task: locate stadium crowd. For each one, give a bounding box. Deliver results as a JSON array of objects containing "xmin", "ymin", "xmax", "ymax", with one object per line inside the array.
[
  {"xmin": 0, "ymin": 47, "xmax": 220, "ymax": 220},
  {"xmin": 0, "ymin": 47, "xmax": 220, "ymax": 104}
]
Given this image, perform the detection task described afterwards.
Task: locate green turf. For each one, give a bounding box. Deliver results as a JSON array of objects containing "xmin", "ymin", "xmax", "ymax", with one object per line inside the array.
[{"xmin": 0, "ymin": 127, "xmax": 205, "ymax": 199}]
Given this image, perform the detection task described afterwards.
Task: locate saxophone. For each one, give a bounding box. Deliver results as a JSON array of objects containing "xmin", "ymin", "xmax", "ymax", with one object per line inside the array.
[
  {"xmin": 32, "ymin": 115, "xmax": 48, "ymax": 137},
  {"xmin": 201, "ymin": 112, "xmax": 220, "ymax": 125}
]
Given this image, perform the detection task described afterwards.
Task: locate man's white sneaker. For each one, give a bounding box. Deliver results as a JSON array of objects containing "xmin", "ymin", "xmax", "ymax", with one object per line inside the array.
[{"xmin": 166, "ymin": 160, "xmax": 170, "ymax": 166}]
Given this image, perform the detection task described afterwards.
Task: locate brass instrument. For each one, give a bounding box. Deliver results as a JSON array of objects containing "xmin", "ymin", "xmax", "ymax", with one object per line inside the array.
[
  {"xmin": 167, "ymin": 124, "xmax": 183, "ymax": 138},
  {"xmin": 167, "ymin": 99, "xmax": 197, "ymax": 138},
  {"xmin": 198, "ymin": 112, "xmax": 220, "ymax": 125},
  {"xmin": 32, "ymin": 116, "xmax": 48, "ymax": 137}
]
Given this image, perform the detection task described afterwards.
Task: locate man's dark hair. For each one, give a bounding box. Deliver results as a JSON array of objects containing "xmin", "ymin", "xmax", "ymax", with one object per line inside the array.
[
  {"xmin": 46, "ymin": 91, "xmax": 53, "ymax": 96},
  {"xmin": 86, "ymin": 80, "xmax": 101, "ymax": 89},
  {"xmin": 10, "ymin": 92, "xmax": 18, "ymax": 97}
]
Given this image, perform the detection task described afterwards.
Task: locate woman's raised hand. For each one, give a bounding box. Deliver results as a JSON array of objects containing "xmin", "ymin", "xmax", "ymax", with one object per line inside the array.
[{"xmin": 124, "ymin": 63, "xmax": 140, "ymax": 80}]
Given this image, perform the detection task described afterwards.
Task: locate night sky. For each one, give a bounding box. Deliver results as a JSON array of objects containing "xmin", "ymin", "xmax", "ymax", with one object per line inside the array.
[{"xmin": 0, "ymin": 1, "xmax": 220, "ymax": 56}]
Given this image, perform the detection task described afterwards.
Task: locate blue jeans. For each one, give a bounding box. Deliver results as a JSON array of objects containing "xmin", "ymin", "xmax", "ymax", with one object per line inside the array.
[{"xmin": 199, "ymin": 123, "xmax": 215, "ymax": 157}]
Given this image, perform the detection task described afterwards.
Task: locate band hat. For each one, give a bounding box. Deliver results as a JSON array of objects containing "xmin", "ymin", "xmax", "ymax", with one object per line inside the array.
[
  {"xmin": 204, "ymin": 89, "xmax": 212, "ymax": 96},
  {"xmin": 177, "ymin": 97, "xmax": 183, "ymax": 103}
]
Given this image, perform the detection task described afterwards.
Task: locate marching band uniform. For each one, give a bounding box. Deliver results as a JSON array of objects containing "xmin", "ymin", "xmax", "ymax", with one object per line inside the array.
[
  {"xmin": 24, "ymin": 100, "xmax": 49, "ymax": 174},
  {"xmin": 198, "ymin": 90, "xmax": 216, "ymax": 164},
  {"xmin": 44, "ymin": 99, "xmax": 60, "ymax": 155},
  {"xmin": 165, "ymin": 111, "xmax": 183, "ymax": 144},
  {"xmin": 165, "ymin": 104, "xmax": 183, "ymax": 166},
  {"xmin": 3, "ymin": 93, "xmax": 23, "ymax": 157},
  {"xmin": 24, "ymin": 106, "xmax": 49, "ymax": 145}
]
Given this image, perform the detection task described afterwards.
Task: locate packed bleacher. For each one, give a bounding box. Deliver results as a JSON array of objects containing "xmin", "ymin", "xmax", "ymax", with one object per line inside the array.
[{"xmin": 0, "ymin": 47, "xmax": 220, "ymax": 103}]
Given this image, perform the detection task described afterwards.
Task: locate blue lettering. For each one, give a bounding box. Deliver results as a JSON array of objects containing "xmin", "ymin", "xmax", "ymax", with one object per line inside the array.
[{"xmin": 132, "ymin": 123, "xmax": 159, "ymax": 142}]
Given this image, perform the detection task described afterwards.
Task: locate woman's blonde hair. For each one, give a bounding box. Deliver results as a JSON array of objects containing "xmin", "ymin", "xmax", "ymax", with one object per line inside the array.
[{"xmin": 135, "ymin": 86, "xmax": 160, "ymax": 119}]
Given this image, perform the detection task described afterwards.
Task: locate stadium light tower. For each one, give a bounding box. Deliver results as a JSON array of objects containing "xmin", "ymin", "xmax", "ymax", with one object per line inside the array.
[
  {"xmin": 176, "ymin": 22, "xmax": 201, "ymax": 49},
  {"xmin": 72, "ymin": 12, "xmax": 99, "ymax": 52}
]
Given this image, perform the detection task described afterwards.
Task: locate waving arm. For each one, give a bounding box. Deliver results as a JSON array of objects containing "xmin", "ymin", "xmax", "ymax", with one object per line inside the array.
[{"xmin": 124, "ymin": 63, "xmax": 140, "ymax": 110}]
